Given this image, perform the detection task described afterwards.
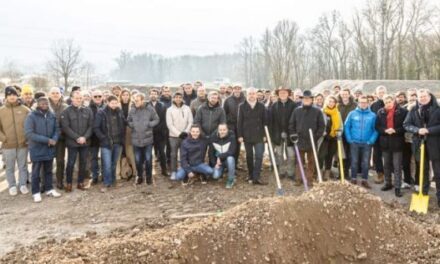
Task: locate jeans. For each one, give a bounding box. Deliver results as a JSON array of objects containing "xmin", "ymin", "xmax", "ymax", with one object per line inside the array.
[
  {"xmin": 101, "ymin": 144, "xmax": 122, "ymax": 187},
  {"xmin": 175, "ymin": 163, "xmax": 213, "ymax": 180},
  {"xmin": 134, "ymin": 144, "xmax": 153, "ymax": 183},
  {"xmin": 169, "ymin": 137, "xmax": 183, "ymax": 172},
  {"xmin": 350, "ymin": 143, "xmax": 372, "ymax": 180},
  {"xmin": 244, "ymin": 142, "xmax": 264, "ymax": 181},
  {"xmin": 31, "ymin": 160, "xmax": 54, "ymax": 194},
  {"xmin": 4, "ymin": 148, "xmax": 28, "ymax": 188},
  {"xmin": 213, "ymin": 156, "xmax": 236, "ymax": 180},
  {"xmin": 55, "ymin": 139, "xmax": 66, "ymax": 186},
  {"xmin": 66, "ymin": 146, "xmax": 89, "ymax": 184},
  {"xmin": 383, "ymin": 151, "xmax": 402, "ymax": 188},
  {"xmin": 89, "ymin": 146, "xmax": 101, "ymax": 180}
]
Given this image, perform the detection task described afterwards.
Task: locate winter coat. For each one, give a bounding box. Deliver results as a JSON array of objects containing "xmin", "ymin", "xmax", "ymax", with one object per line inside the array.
[
  {"xmin": 149, "ymin": 101, "xmax": 168, "ymax": 141},
  {"xmin": 194, "ymin": 102, "xmax": 226, "ymax": 138},
  {"xmin": 404, "ymin": 94, "xmax": 440, "ymax": 161},
  {"xmin": 223, "ymin": 93, "xmax": 245, "ymax": 131},
  {"xmin": 190, "ymin": 96, "xmax": 207, "ymax": 116},
  {"xmin": 269, "ymin": 99, "xmax": 297, "ymax": 146},
  {"xmin": 375, "ymin": 105, "xmax": 408, "ymax": 152},
  {"xmin": 288, "ymin": 105, "xmax": 325, "ymax": 151},
  {"xmin": 183, "ymin": 90, "xmax": 197, "ymax": 106},
  {"xmin": 160, "ymin": 95, "xmax": 172, "ymax": 109},
  {"xmin": 0, "ymin": 101, "xmax": 31, "ymax": 149},
  {"xmin": 166, "ymin": 102, "xmax": 193, "ymax": 138},
  {"xmin": 338, "ymin": 96, "xmax": 357, "ymax": 122},
  {"xmin": 237, "ymin": 101, "xmax": 267, "ymax": 144},
  {"xmin": 60, "ymin": 105, "xmax": 94, "ymax": 148},
  {"xmin": 89, "ymin": 101, "xmax": 106, "ymax": 147},
  {"xmin": 93, "ymin": 106, "xmax": 126, "ymax": 148},
  {"xmin": 210, "ymin": 129, "xmax": 237, "ymax": 160},
  {"xmin": 370, "ymin": 99, "xmax": 384, "ymax": 114},
  {"xmin": 24, "ymin": 109, "xmax": 59, "ymax": 161},
  {"xmin": 180, "ymin": 136, "xmax": 207, "ymax": 173},
  {"xmin": 49, "ymin": 99, "xmax": 68, "ymax": 141},
  {"xmin": 344, "ymin": 107, "xmax": 378, "ymax": 145},
  {"xmin": 127, "ymin": 103, "xmax": 159, "ymax": 147}
]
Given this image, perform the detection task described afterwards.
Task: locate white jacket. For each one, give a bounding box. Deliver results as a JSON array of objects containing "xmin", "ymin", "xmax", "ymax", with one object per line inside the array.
[{"xmin": 166, "ymin": 103, "xmax": 193, "ymax": 137}]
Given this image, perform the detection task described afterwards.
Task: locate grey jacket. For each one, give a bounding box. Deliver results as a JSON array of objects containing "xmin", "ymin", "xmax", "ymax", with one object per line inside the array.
[
  {"xmin": 127, "ymin": 103, "xmax": 159, "ymax": 147},
  {"xmin": 60, "ymin": 105, "xmax": 94, "ymax": 147},
  {"xmin": 194, "ymin": 102, "xmax": 226, "ymax": 138}
]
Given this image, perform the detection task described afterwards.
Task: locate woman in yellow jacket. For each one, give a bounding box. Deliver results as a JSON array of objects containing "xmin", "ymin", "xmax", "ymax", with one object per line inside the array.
[{"xmin": 318, "ymin": 95, "xmax": 342, "ymax": 180}]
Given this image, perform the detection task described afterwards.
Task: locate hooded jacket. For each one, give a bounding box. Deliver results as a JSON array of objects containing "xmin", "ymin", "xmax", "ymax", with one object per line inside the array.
[
  {"xmin": 288, "ymin": 105, "xmax": 325, "ymax": 150},
  {"xmin": 210, "ymin": 129, "xmax": 237, "ymax": 160},
  {"xmin": 127, "ymin": 103, "xmax": 159, "ymax": 147},
  {"xmin": 93, "ymin": 106, "xmax": 126, "ymax": 148},
  {"xmin": 194, "ymin": 102, "xmax": 226, "ymax": 138},
  {"xmin": 0, "ymin": 101, "xmax": 31, "ymax": 149},
  {"xmin": 166, "ymin": 102, "xmax": 193, "ymax": 138},
  {"xmin": 344, "ymin": 107, "xmax": 378, "ymax": 145},
  {"xmin": 60, "ymin": 105, "xmax": 94, "ymax": 148}
]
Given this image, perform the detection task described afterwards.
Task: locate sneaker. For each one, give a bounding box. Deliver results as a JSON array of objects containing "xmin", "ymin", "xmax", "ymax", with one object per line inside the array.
[
  {"xmin": 46, "ymin": 189, "xmax": 61, "ymax": 198},
  {"xmin": 401, "ymin": 182, "xmax": 411, "ymax": 189},
  {"xmin": 9, "ymin": 186, "xmax": 18, "ymax": 196},
  {"xmin": 226, "ymin": 179, "xmax": 235, "ymax": 189},
  {"xmin": 33, "ymin": 193, "xmax": 42, "ymax": 203},
  {"xmin": 200, "ymin": 175, "xmax": 207, "ymax": 184},
  {"xmin": 170, "ymin": 172, "xmax": 177, "ymax": 181},
  {"xmin": 20, "ymin": 185, "xmax": 29, "ymax": 194}
]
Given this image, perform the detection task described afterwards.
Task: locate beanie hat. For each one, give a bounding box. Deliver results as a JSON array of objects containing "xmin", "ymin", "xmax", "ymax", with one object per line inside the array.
[
  {"xmin": 5, "ymin": 86, "xmax": 18, "ymax": 97},
  {"xmin": 22, "ymin": 84, "xmax": 34, "ymax": 95}
]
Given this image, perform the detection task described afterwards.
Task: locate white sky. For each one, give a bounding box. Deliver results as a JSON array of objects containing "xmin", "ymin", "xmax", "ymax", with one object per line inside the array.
[{"xmin": 0, "ymin": 0, "xmax": 365, "ymax": 73}]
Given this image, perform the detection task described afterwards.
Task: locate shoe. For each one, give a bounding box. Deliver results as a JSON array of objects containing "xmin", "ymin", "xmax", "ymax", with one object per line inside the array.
[
  {"xmin": 200, "ymin": 174, "xmax": 207, "ymax": 185},
  {"xmin": 350, "ymin": 179, "xmax": 357, "ymax": 185},
  {"xmin": 182, "ymin": 176, "xmax": 195, "ymax": 186},
  {"xmin": 414, "ymin": 185, "xmax": 419, "ymax": 192},
  {"xmin": 136, "ymin": 177, "xmax": 143, "ymax": 185},
  {"xmin": 374, "ymin": 172, "xmax": 384, "ymax": 184},
  {"xmin": 33, "ymin": 193, "xmax": 42, "ymax": 203},
  {"xmin": 161, "ymin": 170, "xmax": 170, "ymax": 177},
  {"xmin": 381, "ymin": 184, "xmax": 393, "ymax": 191},
  {"xmin": 323, "ymin": 170, "xmax": 331, "ymax": 181},
  {"xmin": 65, "ymin": 184, "xmax": 72, "ymax": 193},
  {"xmin": 247, "ymin": 178, "xmax": 253, "ymax": 184},
  {"xmin": 20, "ymin": 185, "xmax": 29, "ymax": 194},
  {"xmin": 252, "ymin": 179, "xmax": 268, "ymax": 185},
  {"xmin": 91, "ymin": 178, "xmax": 98, "ymax": 185},
  {"xmin": 9, "ymin": 186, "xmax": 18, "ymax": 196},
  {"xmin": 46, "ymin": 189, "xmax": 61, "ymax": 198},
  {"xmin": 56, "ymin": 183, "xmax": 64, "ymax": 190},
  {"xmin": 100, "ymin": 187, "xmax": 108, "ymax": 193},
  {"xmin": 226, "ymin": 179, "xmax": 235, "ymax": 189},
  {"xmin": 77, "ymin": 183, "xmax": 86, "ymax": 190},
  {"xmin": 361, "ymin": 180, "xmax": 371, "ymax": 189},
  {"xmin": 395, "ymin": 188, "xmax": 403, "ymax": 197},
  {"xmin": 401, "ymin": 182, "xmax": 411, "ymax": 189},
  {"xmin": 170, "ymin": 172, "xmax": 177, "ymax": 181}
]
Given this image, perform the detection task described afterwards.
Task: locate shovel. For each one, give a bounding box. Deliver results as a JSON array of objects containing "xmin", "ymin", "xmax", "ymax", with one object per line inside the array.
[
  {"xmin": 336, "ymin": 130, "xmax": 345, "ymax": 183},
  {"xmin": 291, "ymin": 134, "xmax": 308, "ymax": 192},
  {"xmin": 410, "ymin": 138, "xmax": 429, "ymax": 214},
  {"xmin": 309, "ymin": 129, "xmax": 322, "ymax": 183},
  {"xmin": 264, "ymin": 126, "xmax": 284, "ymax": 196}
]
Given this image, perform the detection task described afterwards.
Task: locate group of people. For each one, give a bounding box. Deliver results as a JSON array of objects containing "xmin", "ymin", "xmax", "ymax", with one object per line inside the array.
[{"xmin": 0, "ymin": 82, "xmax": 439, "ymax": 208}]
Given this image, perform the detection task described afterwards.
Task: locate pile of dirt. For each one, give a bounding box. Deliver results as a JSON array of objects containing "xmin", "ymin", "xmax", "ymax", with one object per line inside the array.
[{"xmin": 3, "ymin": 182, "xmax": 440, "ymax": 263}]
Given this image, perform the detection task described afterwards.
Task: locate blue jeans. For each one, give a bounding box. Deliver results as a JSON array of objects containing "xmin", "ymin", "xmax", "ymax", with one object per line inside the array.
[
  {"xmin": 350, "ymin": 143, "xmax": 372, "ymax": 180},
  {"xmin": 101, "ymin": 144, "xmax": 122, "ymax": 187},
  {"xmin": 213, "ymin": 156, "xmax": 235, "ymax": 181},
  {"xmin": 244, "ymin": 142, "xmax": 264, "ymax": 181},
  {"xmin": 89, "ymin": 146, "xmax": 101, "ymax": 180},
  {"xmin": 31, "ymin": 160, "xmax": 54, "ymax": 194},
  {"xmin": 175, "ymin": 163, "xmax": 213, "ymax": 181},
  {"xmin": 134, "ymin": 144, "xmax": 153, "ymax": 184},
  {"xmin": 66, "ymin": 146, "xmax": 88, "ymax": 184}
]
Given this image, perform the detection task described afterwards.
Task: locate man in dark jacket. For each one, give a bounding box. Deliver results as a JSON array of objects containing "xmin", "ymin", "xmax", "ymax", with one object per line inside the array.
[
  {"xmin": 223, "ymin": 84, "xmax": 245, "ymax": 164},
  {"xmin": 49, "ymin": 87, "xmax": 68, "ymax": 189},
  {"xmin": 175, "ymin": 124, "xmax": 214, "ymax": 183},
  {"xmin": 149, "ymin": 89, "xmax": 169, "ymax": 176},
  {"xmin": 93, "ymin": 95, "xmax": 125, "ymax": 192},
  {"xmin": 289, "ymin": 90, "xmax": 325, "ymax": 187},
  {"xmin": 61, "ymin": 90, "xmax": 94, "ymax": 192},
  {"xmin": 194, "ymin": 91, "xmax": 226, "ymax": 166},
  {"xmin": 25, "ymin": 97, "xmax": 62, "ymax": 202},
  {"xmin": 211, "ymin": 123, "xmax": 237, "ymax": 189},
  {"xmin": 88, "ymin": 89, "xmax": 105, "ymax": 184},
  {"xmin": 238, "ymin": 87, "xmax": 267, "ymax": 185},
  {"xmin": 190, "ymin": 85, "xmax": 207, "ymax": 116},
  {"xmin": 338, "ymin": 88, "xmax": 357, "ymax": 179},
  {"xmin": 370, "ymin": 85, "xmax": 387, "ymax": 184},
  {"xmin": 269, "ymin": 87, "xmax": 297, "ymax": 180},
  {"xmin": 404, "ymin": 89, "xmax": 440, "ymax": 207},
  {"xmin": 159, "ymin": 85, "xmax": 173, "ymax": 163},
  {"xmin": 128, "ymin": 93, "xmax": 159, "ymax": 185},
  {"xmin": 375, "ymin": 95, "xmax": 408, "ymax": 197},
  {"xmin": 183, "ymin": 83, "xmax": 197, "ymax": 106}
]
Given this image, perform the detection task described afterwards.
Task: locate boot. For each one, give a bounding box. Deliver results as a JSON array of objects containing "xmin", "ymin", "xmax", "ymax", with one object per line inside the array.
[
  {"xmin": 65, "ymin": 184, "xmax": 72, "ymax": 193},
  {"xmin": 323, "ymin": 170, "xmax": 331, "ymax": 181},
  {"xmin": 77, "ymin": 183, "xmax": 86, "ymax": 190},
  {"xmin": 361, "ymin": 180, "xmax": 371, "ymax": 189},
  {"xmin": 381, "ymin": 183, "xmax": 393, "ymax": 191},
  {"xmin": 395, "ymin": 188, "xmax": 402, "ymax": 197},
  {"xmin": 374, "ymin": 172, "xmax": 384, "ymax": 184},
  {"xmin": 350, "ymin": 179, "xmax": 357, "ymax": 185}
]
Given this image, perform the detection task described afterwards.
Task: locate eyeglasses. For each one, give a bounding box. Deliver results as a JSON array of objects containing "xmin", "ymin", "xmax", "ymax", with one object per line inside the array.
[{"xmin": 93, "ymin": 95, "xmax": 102, "ymax": 98}]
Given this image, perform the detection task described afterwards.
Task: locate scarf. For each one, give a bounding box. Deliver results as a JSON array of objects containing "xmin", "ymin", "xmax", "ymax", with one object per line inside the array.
[
  {"xmin": 324, "ymin": 105, "xmax": 341, "ymax": 137},
  {"xmin": 386, "ymin": 104, "xmax": 396, "ymax": 129}
]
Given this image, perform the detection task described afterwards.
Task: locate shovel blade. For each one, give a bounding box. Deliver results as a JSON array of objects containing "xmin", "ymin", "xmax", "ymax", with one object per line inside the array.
[{"xmin": 410, "ymin": 193, "xmax": 429, "ymax": 214}]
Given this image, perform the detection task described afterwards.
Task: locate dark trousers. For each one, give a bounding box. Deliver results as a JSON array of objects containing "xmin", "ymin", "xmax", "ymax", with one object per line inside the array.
[
  {"xmin": 402, "ymin": 142, "xmax": 413, "ymax": 184},
  {"xmin": 373, "ymin": 140, "xmax": 384, "ymax": 174},
  {"xmin": 383, "ymin": 151, "xmax": 402, "ymax": 188},
  {"xmin": 32, "ymin": 160, "xmax": 54, "ymax": 195},
  {"xmin": 319, "ymin": 137, "xmax": 337, "ymax": 170},
  {"xmin": 66, "ymin": 146, "xmax": 88, "ymax": 184},
  {"xmin": 244, "ymin": 142, "xmax": 264, "ymax": 181},
  {"xmin": 153, "ymin": 137, "xmax": 167, "ymax": 172},
  {"xmin": 432, "ymin": 160, "xmax": 440, "ymax": 200},
  {"xmin": 55, "ymin": 140, "xmax": 66, "ymax": 186}
]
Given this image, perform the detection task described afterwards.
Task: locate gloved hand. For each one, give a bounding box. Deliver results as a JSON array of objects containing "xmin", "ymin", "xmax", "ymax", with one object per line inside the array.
[
  {"xmin": 281, "ymin": 132, "xmax": 287, "ymax": 139},
  {"xmin": 289, "ymin": 134, "xmax": 299, "ymax": 143},
  {"xmin": 335, "ymin": 129, "xmax": 343, "ymax": 139},
  {"xmin": 179, "ymin": 132, "xmax": 188, "ymax": 139}
]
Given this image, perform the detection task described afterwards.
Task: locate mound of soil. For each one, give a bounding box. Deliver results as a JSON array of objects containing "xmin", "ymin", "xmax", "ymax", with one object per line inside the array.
[{"xmin": 3, "ymin": 182, "xmax": 439, "ymax": 263}]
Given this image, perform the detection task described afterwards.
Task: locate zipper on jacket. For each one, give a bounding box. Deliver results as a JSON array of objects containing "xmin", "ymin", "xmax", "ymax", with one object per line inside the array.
[{"xmin": 11, "ymin": 107, "xmax": 18, "ymax": 149}]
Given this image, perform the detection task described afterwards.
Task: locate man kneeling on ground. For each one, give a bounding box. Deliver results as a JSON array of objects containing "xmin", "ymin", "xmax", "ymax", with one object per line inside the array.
[{"xmin": 211, "ymin": 123, "xmax": 237, "ymax": 189}]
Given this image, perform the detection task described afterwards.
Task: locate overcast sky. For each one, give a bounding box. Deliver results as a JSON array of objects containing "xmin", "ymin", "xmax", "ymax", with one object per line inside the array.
[{"xmin": 0, "ymin": 0, "xmax": 365, "ymax": 74}]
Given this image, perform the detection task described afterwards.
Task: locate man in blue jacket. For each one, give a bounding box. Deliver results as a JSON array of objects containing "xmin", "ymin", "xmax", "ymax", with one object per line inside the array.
[
  {"xmin": 25, "ymin": 97, "xmax": 62, "ymax": 203},
  {"xmin": 344, "ymin": 95, "xmax": 378, "ymax": 188}
]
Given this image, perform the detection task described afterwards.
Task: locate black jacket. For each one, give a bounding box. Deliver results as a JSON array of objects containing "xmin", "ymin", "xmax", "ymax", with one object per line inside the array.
[
  {"xmin": 61, "ymin": 105, "xmax": 94, "ymax": 147},
  {"xmin": 223, "ymin": 93, "xmax": 245, "ymax": 131},
  {"xmin": 160, "ymin": 95, "xmax": 172, "ymax": 109},
  {"xmin": 194, "ymin": 102, "xmax": 226, "ymax": 138},
  {"xmin": 371, "ymin": 99, "xmax": 384, "ymax": 114},
  {"xmin": 210, "ymin": 129, "xmax": 237, "ymax": 160},
  {"xmin": 237, "ymin": 101, "xmax": 267, "ymax": 144},
  {"xmin": 375, "ymin": 105, "xmax": 408, "ymax": 152},
  {"xmin": 88, "ymin": 101, "xmax": 105, "ymax": 147},
  {"xmin": 93, "ymin": 106, "xmax": 126, "ymax": 148},
  {"xmin": 183, "ymin": 90, "xmax": 197, "ymax": 106},
  {"xmin": 288, "ymin": 105, "xmax": 325, "ymax": 151},
  {"xmin": 269, "ymin": 99, "xmax": 297, "ymax": 146},
  {"xmin": 149, "ymin": 101, "xmax": 168, "ymax": 141},
  {"xmin": 404, "ymin": 94, "xmax": 440, "ymax": 161}
]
